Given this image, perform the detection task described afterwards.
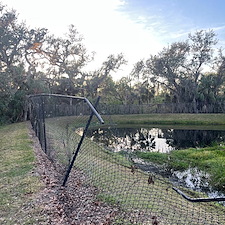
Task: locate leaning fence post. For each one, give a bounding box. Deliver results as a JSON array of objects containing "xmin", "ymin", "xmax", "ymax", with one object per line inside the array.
[{"xmin": 62, "ymin": 96, "xmax": 101, "ymax": 186}]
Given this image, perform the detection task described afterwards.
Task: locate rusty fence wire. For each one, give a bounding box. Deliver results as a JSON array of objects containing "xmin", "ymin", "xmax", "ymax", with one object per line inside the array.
[{"xmin": 27, "ymin": 94, "xmax": 225, "ymax": 224}]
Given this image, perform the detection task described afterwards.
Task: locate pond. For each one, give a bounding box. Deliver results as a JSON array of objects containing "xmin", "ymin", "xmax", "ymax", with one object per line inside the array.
[
  {"xmin": 87, "ymin": 125, "xmax": 225, "ymax": 153},
  {"xmin": 86, "ymin": 125, "xmax": 225, "ymax": 200}
]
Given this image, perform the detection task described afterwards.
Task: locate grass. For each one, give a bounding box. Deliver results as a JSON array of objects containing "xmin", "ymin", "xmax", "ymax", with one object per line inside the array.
[
  {"xmin": 110, "ymin": 113, "xmax": 225, "ymax": 191},
  {"xmin": 0, "ymin": 122, "xmax": 45, "ymax": 224},
  {"xmin": 110, "ymin": 113, "xmax": 225, "ymax": 126},
  {"xmin": 3, "ymin": 114, "xmax": 225, "ymax": 223},
  {"xmin": 45, "ymin": 116, "xmax": 225, "ymax": 224},
  {"xmin": 136, "ymin": 141, "xmax": 225, "ymax": 191}
]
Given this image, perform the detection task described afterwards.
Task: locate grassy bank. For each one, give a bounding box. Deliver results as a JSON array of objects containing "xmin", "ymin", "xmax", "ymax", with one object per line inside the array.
[
  {"xmin": 110, "ymin": 113, "xmax": 225, "ymax": 126},
  {"xmin": 136, "ymin": 144, "xmax": 225, "ymax": 191},
  {"xmin": 109, "ymin": 113, "xmax": 225, "ymax": 191},
  {"xmin": 45, "ymin": 117, "xmax": 225, "ymax": 224},
  {"xmin": 0, "ymin": 122, "xmax": 44, "ymax": 224}
]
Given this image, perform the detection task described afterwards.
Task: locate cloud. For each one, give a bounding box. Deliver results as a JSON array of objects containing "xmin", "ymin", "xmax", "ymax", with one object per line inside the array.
[
  {"xmin": 211, "ymin": 25, "xmax": 225, "ymax": 31},
  {"xmin": 68, "ymin": 0, "xmax": 164, "ymax": 78}
]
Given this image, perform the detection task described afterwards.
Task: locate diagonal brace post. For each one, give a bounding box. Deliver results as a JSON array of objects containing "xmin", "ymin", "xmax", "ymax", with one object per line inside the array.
[{"xmin": 62, "ymin": 96, "xmax": 102, "ymax": 186}]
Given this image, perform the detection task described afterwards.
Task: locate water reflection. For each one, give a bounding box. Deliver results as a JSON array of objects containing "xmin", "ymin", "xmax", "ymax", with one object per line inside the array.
[
  {"xmin": 134, "ymin": 157, "xmax": 225, "ymax": 202},
  {"xmin": 173, "ymin": 168, "xmax": 210, "ymax": 191},
  {"xmin": 87, "ymin": 126, "xmax": 225, "ymax": 199},
  {"xmin": 87, "ymin": 126, "xmax": 225, "ymax": 153}
]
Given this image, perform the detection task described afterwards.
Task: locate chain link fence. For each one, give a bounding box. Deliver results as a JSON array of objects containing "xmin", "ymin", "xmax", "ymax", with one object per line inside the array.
[
  {"xmin": 27, "ymin": 94, "xmax": 225, "ymax": 224},
  {"xmin": 99, "ymin": 102, "xmax": 225, "ymax": 114}
]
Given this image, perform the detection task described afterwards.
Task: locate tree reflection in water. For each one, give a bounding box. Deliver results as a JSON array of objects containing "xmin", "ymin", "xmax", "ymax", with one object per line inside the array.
[
  {"xmin": 87, "ymin": 126, "xmax": 225, "ymax": 199},
  {"xmin": 87, "ymin": 126, "xmax": 225, "ymax": 153}
]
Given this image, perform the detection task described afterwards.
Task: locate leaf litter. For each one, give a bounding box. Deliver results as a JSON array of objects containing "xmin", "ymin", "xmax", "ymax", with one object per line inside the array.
[{"xmin": 30, "ymin": 126, "xmax": 120, "ymax": 225}]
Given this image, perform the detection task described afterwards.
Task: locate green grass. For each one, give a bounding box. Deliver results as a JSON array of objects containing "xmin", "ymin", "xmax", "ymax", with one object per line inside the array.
[
  {"xmin": 110, "ymin": 113, "xmax": 225, "ymax": 126},
  {"xmin": 2, "ymin": 114, "xmax": 225, "ymax": 223},
  {"xmin": 110, "ymin": 113, "xmax": 225, "ymax": 191},
  {"xmin": 136, "ymin": 145, "xmax": 225, "ymax": 190},
  {"xmin": 0, "ymin": 122, "xmax": 45, "ymax": 224},
  {"xmin": 46, "ymin": 116, "xmax": 225, "ymax": 224},
  {"xmin": 136, "ymin": 151, "xmax": 169, "ymax": 164}
]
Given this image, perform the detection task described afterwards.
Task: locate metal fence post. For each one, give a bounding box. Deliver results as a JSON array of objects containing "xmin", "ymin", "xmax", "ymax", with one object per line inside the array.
[
  {"xmin": 40, "ymin": 96, "xmax": 47, "ymax": 153},
  {"xmin": 62, "ymin": 96, "xmax": 101, "ymax": 186}
]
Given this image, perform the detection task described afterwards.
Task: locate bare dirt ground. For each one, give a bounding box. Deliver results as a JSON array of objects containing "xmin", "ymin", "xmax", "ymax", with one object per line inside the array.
[{"xmin": 30, "ymin": 127, "xmax": 120, "ymax": 225}]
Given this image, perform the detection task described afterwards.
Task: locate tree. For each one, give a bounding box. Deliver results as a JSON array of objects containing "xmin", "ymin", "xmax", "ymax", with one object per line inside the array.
[
  {"xmin": 41, "ymin": 25, "xmax": 92, "ymax": 95},
  {"xmin": 132, "ymin": 30, "xmax": 220, "ymax": 112},
  {"xmin": 197, "ymin": 53, "xmax": 225, "ymax": 110},
  {"xmin": 85, "ymin": 53, "xmax": 127, "ymax": 99},
  {"xmin": 114, "ymin": 77, "xmax": 133, "ymax": 104},
  {"xmin": 0, "ymin": 5, "xmax": 27, "ymax": 122},
  {"xmin": 130, "ymin": 60, "xmax": 156, "ymax": 104},
  {"xmin": 95, "ymin": 75, "xmax": 118, "ymax": 104},
  {"xmin": 0, "ymin": 4, "xmax": 49, "ymax": 123}
]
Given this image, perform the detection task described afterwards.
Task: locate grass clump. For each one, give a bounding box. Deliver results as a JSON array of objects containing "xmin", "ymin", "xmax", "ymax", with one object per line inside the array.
[
  {"xmin": 136, "ymin": 151, "xmax": 168, "ymax": 164},
  {"xmin": 97, "ymin": 193, "xmax": 119, "ymax": 205},
  {"xmin": 135, "ymin": 145, "xmax": 225, "ymax": 191}
]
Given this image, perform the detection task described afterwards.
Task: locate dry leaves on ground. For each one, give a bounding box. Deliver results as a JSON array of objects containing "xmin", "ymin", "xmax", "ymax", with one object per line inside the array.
[{"xmin": 30, "ymin": 127, "xmax": 119, "ymax": 225}]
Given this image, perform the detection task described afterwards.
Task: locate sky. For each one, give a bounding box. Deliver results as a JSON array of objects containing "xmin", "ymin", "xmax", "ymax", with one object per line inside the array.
[{"xmin": 1, "ymin": 0, "xmax": 225, "ymax": 80}]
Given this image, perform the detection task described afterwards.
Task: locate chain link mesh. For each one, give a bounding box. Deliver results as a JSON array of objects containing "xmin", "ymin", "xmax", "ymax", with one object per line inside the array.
[{"xmin": 28, "ymin": 94, "xmax": 225, "ymax": 224}]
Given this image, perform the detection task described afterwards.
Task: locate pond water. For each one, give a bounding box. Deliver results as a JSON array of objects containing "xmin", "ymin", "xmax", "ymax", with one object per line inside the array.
[
  {"xmin": 87, "ymin": 126, "xmax": 225, "ymax": 153},
  {"xmin": 86, "ymin": 125, "xmax": 225, "ymax": 200}
]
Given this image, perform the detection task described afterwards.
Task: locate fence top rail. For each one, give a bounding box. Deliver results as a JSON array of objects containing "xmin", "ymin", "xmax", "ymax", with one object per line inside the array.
[
  {"xmin": 27, "ymin": 93, "xmax": 85, "ymax": 101},
  {"xmin": 27, "ymin": 93, "xmax": 104, "ymax": 124}
]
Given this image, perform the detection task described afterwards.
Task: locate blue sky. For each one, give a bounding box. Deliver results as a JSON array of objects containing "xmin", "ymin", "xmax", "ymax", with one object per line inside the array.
[
  {"xmin": 120, "ymin": 0, "xmax": 225, "ymax": 43},
  {"xmin": 1, "ymin": 0, "xmax": 225, "ymax": 79}
]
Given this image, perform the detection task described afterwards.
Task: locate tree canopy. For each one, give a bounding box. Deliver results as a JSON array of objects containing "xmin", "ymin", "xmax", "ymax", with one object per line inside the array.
[
  {"xmin": 131, "ymin": 30, "xmax": 225, "ymax": 112},
  {"xmin": 0, "ymin": 2, "xmax": 225, "ymax": 123}
]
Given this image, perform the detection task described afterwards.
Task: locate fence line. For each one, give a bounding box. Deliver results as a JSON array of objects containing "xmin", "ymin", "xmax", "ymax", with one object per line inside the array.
[
  {"xmin": 27, "ymin": 94, "xmax": 225, "ymax": 224},
  {"xmin": 99, "ymin": 102, "xmax": 225, "ymax": 114},
  {"xmin": 27, "ymin": 94, "xmax": 103, "ymax": 183}
]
